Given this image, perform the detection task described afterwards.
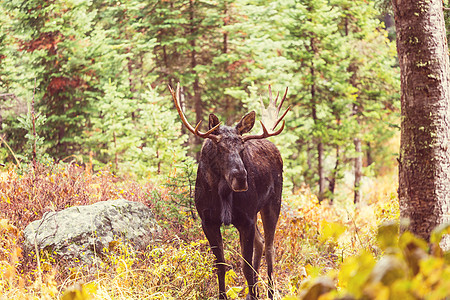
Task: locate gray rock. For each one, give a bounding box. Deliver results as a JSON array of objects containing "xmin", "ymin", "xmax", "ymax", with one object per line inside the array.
[{"xmin": 23, "ymin": 199, "xmax": 161, "ymax": 264}]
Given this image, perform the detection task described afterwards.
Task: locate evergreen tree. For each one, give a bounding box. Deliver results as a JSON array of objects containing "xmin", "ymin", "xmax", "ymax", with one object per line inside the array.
[
  {"xmin": 2, "ymin": 0, "xmax": 96, "ymax": 158},
  {"xmin": 284, "ymin": 0, "xmax": 355, "ymax": 201},
  {"xmin": 0, "ymin": 0, "xmax": 400, "ymax": 196},
  {"xmin": 334, "ymin": 0, "xmax": 400, "ymax": 203}
]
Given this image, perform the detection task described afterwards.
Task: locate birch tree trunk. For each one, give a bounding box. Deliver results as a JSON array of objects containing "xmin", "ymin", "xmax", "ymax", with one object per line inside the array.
[{"xmin": 392, "ymin": 0, "xmax": 450, "ymax": 248}]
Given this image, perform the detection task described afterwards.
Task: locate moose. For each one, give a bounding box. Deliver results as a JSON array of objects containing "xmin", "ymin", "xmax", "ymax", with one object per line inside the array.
[{"xmin": 169, "ymin": 83, "xmax": 289, "ymax": 300}]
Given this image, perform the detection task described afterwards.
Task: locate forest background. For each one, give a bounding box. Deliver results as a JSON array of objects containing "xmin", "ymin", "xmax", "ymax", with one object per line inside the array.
[
  {"xmin": 0, "ymin": 0, "xmax": 449, "ymax": 299},
  {"xmin": 0, "ymin": 0, "xmax": 401, "ymax": 201}
]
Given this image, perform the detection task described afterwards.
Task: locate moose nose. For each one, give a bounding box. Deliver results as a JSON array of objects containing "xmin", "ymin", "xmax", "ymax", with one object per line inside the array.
[{"xmin": 230, "ymin": 168, "xmax": 248, "ymax": 192}]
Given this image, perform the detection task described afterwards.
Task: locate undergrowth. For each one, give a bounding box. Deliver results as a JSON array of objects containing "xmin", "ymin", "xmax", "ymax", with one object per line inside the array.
[{"xmin": 1, "ymin": 162, "xmax": 436, "ymax": 300}]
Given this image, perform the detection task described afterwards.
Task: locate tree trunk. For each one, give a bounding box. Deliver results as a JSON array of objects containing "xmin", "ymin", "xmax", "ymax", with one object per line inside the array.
[
  {"xmin": 392, "ymin": 0, "xmax": 450, "ymax": 247},
  {"xmin": 354, "ymin": 137, "xmax": 362, "ymax": 204},
  {"xmin": 189, "ymin": 0, "xmax": 203, "ymax": 159},
  {"xmin": 328, "ymin": 145, "xmax": 340, "ymax": 204},
  {"xmin": 366, "ymin": 142, "xmax": 373, "ymax": 166},
  {"xmin": 317, "ymin": 141, "xmax": 325, "ymax": 202},
  {"xmin": 223, "ymin": 1, "xmax": 228, "ymax": 54},
  {"xmin": 193, "ymin": 76, "xmax": 202, "ymax": 157},
  {"xmin": 349, "ymin": 57, "xmax": 363, "ymax": 204},
  {"xmin": 113, "ymin": 131, "xmax": 118, "ymax": 173},
  {"xmin": 310, "ymin": 63, "xmax": 325, "ymax": 202}
]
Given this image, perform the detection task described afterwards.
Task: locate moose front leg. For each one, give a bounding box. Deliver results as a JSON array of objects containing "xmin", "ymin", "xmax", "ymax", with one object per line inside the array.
[
  {"xmin": 238, "ymin": 223, "xmax": 258, "ymax": 300},
  {"xmin": 201, "ymin": 221, "xmax": 227, "ymax": 299},
  {"xmin": 261, "ymin": 206, "xmax": 280, "ymax": 300},
  {"xmin": 253, "ymin": 223, "xmax": 264, "ymax": 274}
]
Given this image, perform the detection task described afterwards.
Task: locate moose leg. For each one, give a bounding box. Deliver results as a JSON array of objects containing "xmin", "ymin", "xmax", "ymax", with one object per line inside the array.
[
  {"xmin": 202, "ymin": 222, "xmax": 227, "ymax": 299},
  {"xmin": 237, "ymin": 223, "xmax": 257, "ymax": 300},
  {"xmin": 261, "ymin": 208, "xmax": 280, "ymax": 300},
  {"xmin": 253, "ymin": 222, "xmax": 264, "ymax": 274}
]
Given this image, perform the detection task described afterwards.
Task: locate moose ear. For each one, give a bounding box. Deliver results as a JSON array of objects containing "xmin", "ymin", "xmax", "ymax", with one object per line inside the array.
[
  {"xmin": 236, "ymin": 111, "xmax": 256, "ymax": 135},
  {"xmin": 209, "ymin": 114, "xmax": 220, "ymax": 131}
]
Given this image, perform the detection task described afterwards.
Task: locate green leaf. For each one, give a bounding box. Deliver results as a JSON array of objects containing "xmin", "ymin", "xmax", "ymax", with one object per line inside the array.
[
  {"xmin": 377, "ymin": 221, "xmax": 400, "ymax": 251},
  {"xmin": 319, "ymin": 221, "xmax": 346, "ymax": 243},
  {"xmin": 61, "ymin": 283, "xmax": 97, "ymax": 300},
  {"xmin": 299, "ymin": 277, "xmax": 335, "ymax": 300},
  {"xmin": 338, "ymin": 251, "xmax": 376, "ymax": 298},
  {"xmin": 368, "ymin": 255, "xmax": 407, "ymax": 286},
  {"xmin": 226, "ymin": 286, "xmax": 241, "ymax": 299},
  {"xmin": 430, "ymin": 223, "xmax": 450, "ymax": 245}
]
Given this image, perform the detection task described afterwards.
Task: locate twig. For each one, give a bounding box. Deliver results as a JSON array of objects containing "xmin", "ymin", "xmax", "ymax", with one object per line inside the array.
[
  {"xmin": 348, "ymin": 209, "xmax": 365, "ymax": 249},
  {"xmin": 0, "ymin": 135, "xmax": 21, "ymax": 169},
  {"xmin": 33, "ymin": 215, "xmax": 50, "ymax": 295},
  {"xmin": 32, "ymin": 78, "xmax": 37, "ymax": 166},
  {"xmin": 0, "ymin": 93, "xmax": 19, "ymax": 101}
]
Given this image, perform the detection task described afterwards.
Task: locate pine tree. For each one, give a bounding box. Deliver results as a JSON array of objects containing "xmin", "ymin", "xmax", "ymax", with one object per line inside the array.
[
  {"xmin": 335, "ymin": 0, "xmax": 400, "ymax": 203},
  {"xmin": 284, "ymin": 0, "xmax": 355, "ymax": 201},
  {"xmin": 2, "ymin": 0, "xmax": 96, "ymax": 158}
]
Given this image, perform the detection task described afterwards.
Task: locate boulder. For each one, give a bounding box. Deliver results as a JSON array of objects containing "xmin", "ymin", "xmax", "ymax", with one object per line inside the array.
[{"xmin": 23, "ymin": 198, "xmax": 161, "ymax": 265}]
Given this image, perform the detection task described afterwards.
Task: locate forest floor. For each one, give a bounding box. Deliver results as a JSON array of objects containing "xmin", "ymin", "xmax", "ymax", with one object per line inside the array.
[{"xmin": 0, "ymin": 162, "xmax": 409, "ymax": 299}]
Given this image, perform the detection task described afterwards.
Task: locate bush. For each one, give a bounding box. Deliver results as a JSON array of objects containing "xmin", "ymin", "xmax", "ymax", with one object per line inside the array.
[
  {"xmin": 0, "ymin": 162, "xmax": 213, "ymax": 299},
  {"xmin": 60, "ymin": 238, "xmax": 216, "ymax": 299},
  {"xmin": 288, "ymin": 222, "xmax": 450, "ymax": 300}
]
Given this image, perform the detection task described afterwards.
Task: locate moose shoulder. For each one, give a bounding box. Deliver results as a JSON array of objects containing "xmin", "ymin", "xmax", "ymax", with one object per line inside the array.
[{"xmin": 169, "ymin": 83, "xmax": 289, "ymax": 300}]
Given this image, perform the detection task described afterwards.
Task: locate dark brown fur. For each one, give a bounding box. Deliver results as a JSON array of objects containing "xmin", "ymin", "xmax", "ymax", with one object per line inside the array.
[{"xmin": 195, "ymin": 112, "xmax": 283, "ymax": 300}]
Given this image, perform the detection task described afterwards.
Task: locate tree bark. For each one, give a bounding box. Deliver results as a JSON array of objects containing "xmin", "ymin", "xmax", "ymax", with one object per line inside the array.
[
  {"xmin": 366, "ymin": 142, "xmax": 373, "ymax": 166},
  {"xmin": 354, "ymin": 137, "xmax": 362, "ymax": 204},
  {"xmin": 328, "ymin": 145, "xmax": 340, "ymax": 204},
  {"xmin": 392, "ymin": 0, "xmax": 450, "ymax": 247},
  {"xmin": 348, "ymin": 47, "xmax": 363, "ymax": 204},
  {"xmin": 317, "ymin": 141, "xmax": 325, "ymax": 202},
  {"xmin": 189, "ymin": 0, "xmax": 203, "ymax": 159},
  {"xmin": 310, "ymin": 63, "xmax": 325, "ymax": 202}
]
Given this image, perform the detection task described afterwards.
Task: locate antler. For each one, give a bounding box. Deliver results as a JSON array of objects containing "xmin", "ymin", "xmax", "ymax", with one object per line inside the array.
[
  {"xmin": 243, "ymin": 85, "xmax": 290, "ymax": 142},
  {"xmin": 169, "ymin": 83, "xmax": 221, "ymax": 142}
]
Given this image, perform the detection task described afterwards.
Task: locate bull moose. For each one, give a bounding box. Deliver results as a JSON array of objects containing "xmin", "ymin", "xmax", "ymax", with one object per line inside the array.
[{"xmin": 169, "ymin": 83, "xmax": 289, "ymax": 300}]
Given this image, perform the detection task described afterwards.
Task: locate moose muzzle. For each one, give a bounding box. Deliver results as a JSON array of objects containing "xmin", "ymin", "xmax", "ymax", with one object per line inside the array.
[{"xmin": 229, "ymin": 168, "xmax": 248, "ymax": 192}]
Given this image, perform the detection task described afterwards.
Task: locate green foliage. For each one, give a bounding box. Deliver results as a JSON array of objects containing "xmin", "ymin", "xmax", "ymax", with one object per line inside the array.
[
  {"xmin": 164, "ymin": 159, "xmax": 197, "ymax": 221},
  {"xmin": 1, "ymin": 0, "xmax": 95, "ymax": 158},
  {"xmin": 17, "ymin": 106, "xmax": 48, "ymax": 163},
  {"xmin": 85, "ymin": 84, "xmax": 191, "ymax": 178},
  {"xmin": 149, "ymin": 158, "xmax": 199, "ymax": 237},
  {"xmin": 319, "ymin": 221, "xmax": 346, "ymax": 244},
  {"xmin": 290, "ymin": 221, "xmax": 450, "ymax": 300},
  {"xmin": 0, "ymin": 0, "xmax": 400, "ymax": 204},
  {"xmin": 444, "ymin": 2, "xmax": 450, "ymax": 49},
  {"xmin": 276, "ymin": 0, "xmax": 399, "ymax": 195},
  {"xmin": 61, "ymin": 283, "xmax": 97, "ymax": 300}
]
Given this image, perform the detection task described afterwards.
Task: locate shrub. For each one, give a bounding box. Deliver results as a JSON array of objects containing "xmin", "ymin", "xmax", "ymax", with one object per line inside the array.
[
  {"xmin": 287, "ymin": 222, "xmax": 450, "ymax": 300},
  {"xmin": 60, "ymin": 239, "xmax": 216, "ymax": 299}
]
